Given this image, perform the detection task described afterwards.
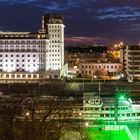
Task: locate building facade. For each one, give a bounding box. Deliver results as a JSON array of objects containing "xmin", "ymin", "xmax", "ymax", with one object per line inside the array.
[
  {"xmin": 42, "ymin": 14, "xmax": 64, "ymax": 71},
  {"xmin": 125, "ymin": 45, "xmax": 140, "ymax": 81},
  {"xmin": 0, "ymin": 13, "xmax": 64, "ymax": 81},
  {"xmin": 79, "ymin": 63, "xmax": 123, "ymax": 78}
]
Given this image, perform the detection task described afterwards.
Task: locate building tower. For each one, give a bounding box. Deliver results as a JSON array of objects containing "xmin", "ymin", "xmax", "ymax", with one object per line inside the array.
[
  {"xmin": 125, "ymin": 45, "xmax": 140, "ymax": 82},
  {"xmin": 42, "ymin": 13, "xmax": 65, "ymax": 71}
]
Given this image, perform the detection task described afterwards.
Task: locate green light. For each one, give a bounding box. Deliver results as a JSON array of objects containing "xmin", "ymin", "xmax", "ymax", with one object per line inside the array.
[
  {"xmin": 116, "ymin": 92, "xmax": 126, "ymax": 100},
  {"xmin": 119, "ymin": 96, "xmax": 125, "ymax": 100}
]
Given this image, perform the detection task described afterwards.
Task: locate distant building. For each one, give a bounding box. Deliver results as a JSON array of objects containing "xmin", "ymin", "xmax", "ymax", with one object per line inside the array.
[
  {"xmin": 79, "ymin": 62, "xmax": 123, "ymax": 78},
  {"xmin": 0, "ymin": 13, "xmax": 65, "ymax": 81},
  {"xmin": 125, "ymin": 45, "xmax": 140, "ymax": 81}
]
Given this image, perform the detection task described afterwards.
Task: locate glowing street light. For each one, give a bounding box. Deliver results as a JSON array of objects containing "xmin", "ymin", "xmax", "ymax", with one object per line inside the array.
[
  {"xmin": 120, "ymin": 42, "xmax": 123, "ymax": 46},
  {"xmin": 119, "ymin": 95, "xmax": 125, "ymax": 100},
  {"xmin": 26, "ymin": 112, "xmax": 30, "ymax": 117},
  {"xmin": 85, "ymin": 122, "xmax": 89, "ymax": 127},
  {"xmin": 93, "ymin": 75, "xmax": 97, "ymax": 79},
  {"xmin": 79, "ymin": 112, "xmax": 82, "ymax": 116}
]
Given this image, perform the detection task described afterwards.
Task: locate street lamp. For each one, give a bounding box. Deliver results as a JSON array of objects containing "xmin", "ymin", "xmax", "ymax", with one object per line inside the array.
[
  {"xmin": 85, "ymin": 122, "xmax": 89, "ymax": 127},
  {"xmin": 92, "ymin": 75, "xmax": 97, "ymax": 83},
  {"xmin": 26, "ymin": 111, "xmax": 30, "ymax": 117}
]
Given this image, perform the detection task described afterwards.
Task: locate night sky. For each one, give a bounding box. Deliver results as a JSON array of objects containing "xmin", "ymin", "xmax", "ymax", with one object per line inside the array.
[{"xmin": 0, "ymin": 0, "xmax": 140, "ymax": 45}]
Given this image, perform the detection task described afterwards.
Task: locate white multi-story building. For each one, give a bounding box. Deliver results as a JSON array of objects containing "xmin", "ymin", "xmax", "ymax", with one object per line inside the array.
[
  {"xmin": 0, "ymin": 13, "xmax": 65, "ymax": 81},
  {"xmin": 125, "ymin": 45, "xmax": 140, "ymax": 81},
  {"xmin": 42, "ymin": 14, "xmax": 64, "ymax": 70}
]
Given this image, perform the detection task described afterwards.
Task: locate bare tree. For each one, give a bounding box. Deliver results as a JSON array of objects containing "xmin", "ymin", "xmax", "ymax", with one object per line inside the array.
[
  {"xmin": 0, "ymin": 96, "xmax": 22, "ymax": 140},
  {"xmin": 22, "ymin": 95, "xmax": 86, "ymax": 140},
  {"xmin": 0, "ymin": 94, "xmax": 86, "ymax": 140}
]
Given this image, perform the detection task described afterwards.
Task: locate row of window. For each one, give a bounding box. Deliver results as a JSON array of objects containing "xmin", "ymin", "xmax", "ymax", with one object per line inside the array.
[
  {"xmin": 128, "ymin": 57, "xmax": 140, "ymax": 60},
  {"xmin": 49, "ymin": 54, "xmax": 60, "ymax": 57},
  {"xmin": 49, "ymin": 63, "xmax": 60, "ymax": 66},
  {"xmin": 0, "ymin": 49, "xmax": 41, "ymax": 53},
  {"xmin": 50, "ymin": 45, "xmax": 60, "ymax": 48},
  {"xmin": 0, "ymin": 40, "xmax": 46, "ymax": 44},
  {"xmin": 3, "ymin": 59, "xmax": 37, "ymax": 62},
  {"xmin": 82, "ymin": 107, "xmax": 128, "ymax": 111},
  {"xmin": 100, "ymin": 113, "xmax": 140, "ymax": 117},
  {"xmin": 0, "ymin": 40, "xmax": 45, "ymax": 43},
  {"xmin": 128, "ymin": 62, "xmax": 140, "ymax": 65},
  {"xmin": 128, "ymin": 52, "xmax": 140, "ymax": 55},
  {"xmin": 0, "ymin": 45, "xmax": 45, "ymax": 47},
  {"xmin": 128, "ymin": 46, "xmax": 140, "ymax": 50},
  {"xmin": 81, "ymin": 65, "xmax": 122, "ymax": 69},
  {"xmin": 49, "ymin": 25, "xmax": 61, "ymax": 28},
  {"xmin": 128, "ymin": 72, "xmax": 140, "ymax": 74},
  {"xmin": 49, "ymin": 40, "xmax": 60, "ymax": 43},
  {"xmin": 49, "ymin": 30, "xmax": 60, "ymax": 33},
  {"xmin": 47, "ymin": 49, "xmax": 60, "ymax": 52},
  {"xmin": 0, "ymin": 74, "xmax": 39, "ymax": 79},
  {"xmin": 49, "ymin": 59, "xmax": 60, "ymax": 61},
  {"xmin": 0, "ymin": 54, "xmax": 37, "ymax": 57},
  {"xmin": 49, "ymin": 34, "xmax": 60, "ymax": 38},
  {"xmin": 1, "ymin": 64, "xmax": 36, "ymax": 67}
]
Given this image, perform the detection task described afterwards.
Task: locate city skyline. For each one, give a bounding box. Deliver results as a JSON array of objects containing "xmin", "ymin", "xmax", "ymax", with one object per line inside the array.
[{"xmin": 0, "ymin": 0, "xmax": 140, "ymax": 45}]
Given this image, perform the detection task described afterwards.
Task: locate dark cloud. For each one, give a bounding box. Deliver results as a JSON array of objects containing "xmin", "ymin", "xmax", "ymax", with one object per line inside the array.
[
  {"xmin": 65, "ymin": 36, "xmax": 111, "ymax": 45},
  {"xmin": 0, "ymin": 0, "xmax": 140, "ymax": 44}
]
